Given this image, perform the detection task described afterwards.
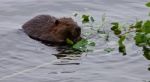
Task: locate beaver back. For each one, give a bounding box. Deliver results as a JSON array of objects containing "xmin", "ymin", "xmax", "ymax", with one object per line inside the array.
[{"xmin": 22, "ymin": 15, "xmax": 57, "ymax": 38}]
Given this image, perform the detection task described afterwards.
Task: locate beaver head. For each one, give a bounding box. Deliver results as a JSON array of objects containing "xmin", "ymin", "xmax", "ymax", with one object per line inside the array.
[{"xmin": 49, "ymin": 17, "xmax": 81, "ymax": 44}]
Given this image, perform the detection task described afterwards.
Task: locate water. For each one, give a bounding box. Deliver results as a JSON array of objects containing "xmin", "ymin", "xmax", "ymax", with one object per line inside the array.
[{"xmin": 0, "ymin": 0, "xmax": 150, "ymax": 82}]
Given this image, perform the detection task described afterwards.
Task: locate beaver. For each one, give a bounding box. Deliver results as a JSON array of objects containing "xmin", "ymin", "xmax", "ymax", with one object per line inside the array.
[{"xmin": 22, "ymin": 15, "xmax": 81, "ymax": 45}]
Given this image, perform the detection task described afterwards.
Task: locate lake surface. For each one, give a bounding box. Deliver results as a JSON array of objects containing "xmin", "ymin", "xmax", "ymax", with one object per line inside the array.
[{"xmin": 0, "ymin": 0, "xmax": 150, "ymax": 82}]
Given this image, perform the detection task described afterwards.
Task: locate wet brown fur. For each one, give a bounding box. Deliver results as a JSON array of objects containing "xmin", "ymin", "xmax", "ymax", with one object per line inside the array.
[{"xmin": 22, "ymin": 15, "xmax": 81, "ymax": 45}]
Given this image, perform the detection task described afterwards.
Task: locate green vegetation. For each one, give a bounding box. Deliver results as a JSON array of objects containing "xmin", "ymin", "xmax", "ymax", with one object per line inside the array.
[
  {"xmin": 65, "ymin": 13, "xmax": 96, "ymax": 52},
  {"xmin": 111, "ymin": 20, "xmax": 150, "ymax": 59},
  {"xmin": 65, "ymin": 2, "xmax": 150, "ymax": 61},
  {"xmin": 146, "ymin": 2, "xmax": 150, "ymax": 7},
  {"xmin": 110, "ymin": 3, "xmax": 150, "ymax": 59},
  {"xmin": 66, "ymin": 38, "xmax": 95, "ymax": 52}
]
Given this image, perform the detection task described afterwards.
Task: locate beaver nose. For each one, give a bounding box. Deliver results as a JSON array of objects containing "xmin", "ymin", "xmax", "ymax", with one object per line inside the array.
[{"xmin": 76, "ymin": 26, "xmax": 81, "ymax": 33}]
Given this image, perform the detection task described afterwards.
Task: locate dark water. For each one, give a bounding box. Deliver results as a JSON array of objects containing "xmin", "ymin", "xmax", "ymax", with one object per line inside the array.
[{"xmin": 0, "ymin": 0, "xmax": 150, "ymax": 82}]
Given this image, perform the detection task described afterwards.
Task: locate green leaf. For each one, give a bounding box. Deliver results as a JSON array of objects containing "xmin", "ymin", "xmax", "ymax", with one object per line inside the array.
[
  {"xmin": 111, "ymin": 22, "xmax": 119, "ymax": 30},
  {"xmin": 118, "ymin": 35, "xmax": 126, "ymax": 45},
  {"xmin": 118, "ymin": 35, "xmax": 126, "ymax": 55},
  {"xmin": 135, "ymin": 21, "xmax": 143, "ymax": 28},
  {"xmin": 134, "ymin": 32, "xmax": 147, "ymax": 46},
  {"xmin": 143, "ymin": 20, "xmax": 150, "ymax": 33},
  {"xmin": 143, "ymin": 46, "xmax": 150, "ymax": 60},
  {"xmin": 111, "ymin": 26, "xmax": 117, "ymax": 31},
  {"xmin": 146, "ymin": 33, "xmax": 150, "ymax": 39},
  {"xmin": 73, "ymin": 39, "xmax": 88, "ymax": 51},
  {"xmin": 146, "ymin": 33, "xmax": 150, "ymax": 46},
  {"xmin": 82, "ymin": 15, "xmax": 90, "ymax": 23},
  {"xmin": 111, "ymin": 22, "xmax": 122, "ymax": 35},
  {"xmin": 135, "ymin": 21, "xmax": 143, "ymax": 32},
  {"xmin": 119, "ymin": 45, "xmax": 126, "ymax": 55},
  {"xmin": 114, "ymin": 29, "xmax": 121, "ymax": 35},
  {"xmin": 146, "ymin": 2, "xmax": 150, "ymax": 7},
  {"xmin": 129, "ymin": 21, "xmax": 143, "ymax": 31},
  {"xmin": 66, "ymin": 38, "xmax": 74, "ymax": 45}
]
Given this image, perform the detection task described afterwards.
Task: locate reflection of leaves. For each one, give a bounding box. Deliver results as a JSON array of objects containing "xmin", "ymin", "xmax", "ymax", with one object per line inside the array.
[
  {"xmin": 90, "ymin": 16, "xmax": 95, "ymax": 22},
  {"xmin": 148, "ymin": 65, "xmax": 150, "ymax": 71},
  {"xmin": 118, "ymin": 35, "xmax": 126, "ymax": 55},
  {"xmin": 104, "ymin": 48, "xmax": 115, "ymax": 53}
]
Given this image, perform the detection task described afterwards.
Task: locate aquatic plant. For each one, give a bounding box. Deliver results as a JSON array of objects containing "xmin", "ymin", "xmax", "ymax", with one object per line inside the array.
[
  {"xmin": 71, "ymin": 2, "xmax": 149, "ymax": 59},
  {"xmin": 65, "ymin": 14, "xmax": 96, "ymax": 52},
  {"xmin": 111, "ymin": 2, "xmax": 150, "ymax": 60},
  {"xmin": 65, "ymin": 2, "xmax": 150, "ymax": 60}
]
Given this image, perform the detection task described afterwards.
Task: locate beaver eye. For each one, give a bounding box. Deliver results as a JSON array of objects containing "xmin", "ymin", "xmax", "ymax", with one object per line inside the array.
[{"xmin": 55, "ymin": 20, "xmax": 59, "ymax": 25}]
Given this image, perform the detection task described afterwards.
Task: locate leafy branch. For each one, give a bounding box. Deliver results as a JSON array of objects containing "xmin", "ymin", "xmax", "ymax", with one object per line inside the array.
[{"xmin": 110, "ymin": 3, "xmax": 150, "ymax": 59}]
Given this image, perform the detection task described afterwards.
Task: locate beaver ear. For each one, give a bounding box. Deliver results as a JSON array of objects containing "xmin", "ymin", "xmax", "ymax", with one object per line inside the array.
[{"xmin": 55, "ymin": 20, "xmax": 59, "ymax": 25}]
